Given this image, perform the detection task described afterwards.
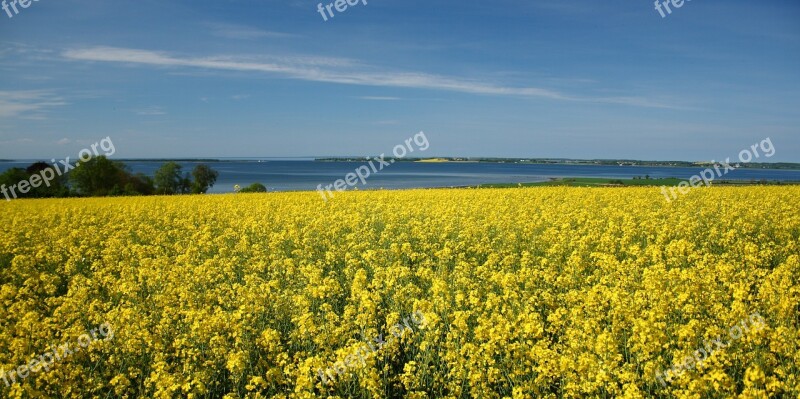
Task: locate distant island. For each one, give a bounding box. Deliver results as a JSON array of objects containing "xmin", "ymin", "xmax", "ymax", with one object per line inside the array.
[{"xmin": 314, "ymin": 157, "xmax": 800, "ymax": 170}]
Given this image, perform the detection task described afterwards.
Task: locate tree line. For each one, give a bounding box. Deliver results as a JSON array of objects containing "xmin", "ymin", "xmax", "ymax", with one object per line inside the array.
[{"xmin": 0, "ymin": 157, "xmax": 219, "ymax": 199}]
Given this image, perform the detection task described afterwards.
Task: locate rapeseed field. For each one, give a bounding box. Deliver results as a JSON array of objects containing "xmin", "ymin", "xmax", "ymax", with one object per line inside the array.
[{"xmin": 0, "ymin": 187, "xmax": 798, "ymax": 398}]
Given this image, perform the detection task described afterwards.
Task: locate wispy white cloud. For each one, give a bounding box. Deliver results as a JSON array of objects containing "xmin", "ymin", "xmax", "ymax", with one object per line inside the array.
[
  {"xmin": 206, "ymin": 23, "xmax": 298, "ymax": 40},
  {"xmin": 0, "ymin": 42, "xmax": 56, "ymax": 59},
  {"xmin": 62, "ymin": 46, "xmax": 678, "ymax": 108},
  {"xmin": 359, "ymin": 96, "xmax": 401, "ymax": 101},
  {"xmin": 57, "ymin": 138, "xmax": 71, "ymax": 145},
  {"xmin": 135, "ymin": 106, "xmax": 167, "ymax": 116},
  {"xmin": 0, "ymin": 90, "xmax": 67, "ymax": 118}
]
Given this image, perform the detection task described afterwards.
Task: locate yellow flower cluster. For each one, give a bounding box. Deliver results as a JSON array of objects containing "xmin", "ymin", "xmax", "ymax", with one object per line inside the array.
[{"xmin": 0, "ymin": 186, "xmax": 798, "ymax": 398}]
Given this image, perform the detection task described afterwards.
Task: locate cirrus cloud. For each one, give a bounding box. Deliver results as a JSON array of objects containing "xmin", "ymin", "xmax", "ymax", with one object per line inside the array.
[
  {"xmin": 62, "ymin": 46, "xmax": 680, "ymax": 109},
  {"xmin": 0, "ymin": 90, "xmax": 67, "ymax": 119}
]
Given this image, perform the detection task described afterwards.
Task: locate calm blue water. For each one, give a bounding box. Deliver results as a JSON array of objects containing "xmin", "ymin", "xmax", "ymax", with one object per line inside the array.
[{"xmin": 2, "ymin": 160, "xmax": 799, "ymax": 194}]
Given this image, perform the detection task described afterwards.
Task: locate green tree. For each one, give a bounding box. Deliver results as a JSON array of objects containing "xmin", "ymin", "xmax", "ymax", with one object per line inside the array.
[
  {"xmin": 179, "ymin": 172, "xmax": 192, "ymax": 194},
  {"xmin": 126, "ymin": 173, "xmax": 155, "ymax": 196},
  {"xmin": 69, "ymin": 156, "xmax": 133, "ymax": 196},
  {"xmin": 239, "ymin": 183, "xmax": 267, "ymax": 193},
  {"xmin": 25, "ymin": 162, "xmax": 69, "ymax": 197},
  {"xmin": 0, "ymin": 168, "xmax": 33, "ymax": 199},
  {"xmin": 191, "ymin": 164, "xmax": 219, "ymax": 194},
  {"xmin": 154, "ymin": 162, "xmax": 184, "ymax": 195}
]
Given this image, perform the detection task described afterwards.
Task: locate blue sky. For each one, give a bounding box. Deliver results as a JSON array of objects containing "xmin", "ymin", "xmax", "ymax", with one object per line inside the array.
[{"xmin": 1, "ymin": 0, "xmax": 798, "ymax": 160}]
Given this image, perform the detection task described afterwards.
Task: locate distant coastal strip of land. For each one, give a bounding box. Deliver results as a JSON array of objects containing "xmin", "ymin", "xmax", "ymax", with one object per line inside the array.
[
  {"xmin": 314, "ymin": 157, "xmax": 800, "ymax": 169},
  {"xmin": 4, "ymin": 158, "xmax": 798, "ymax": 170},
  {"xmin": 466, "ymin": 177, "xmax": 800, "ymax": 188}
]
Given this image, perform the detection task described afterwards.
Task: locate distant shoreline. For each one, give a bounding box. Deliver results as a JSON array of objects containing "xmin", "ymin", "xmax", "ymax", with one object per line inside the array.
[
  {"xmin": 463, "ymin": 177, "xmax": 800, "ymax": 188},
  {"xmin": 2, "ymin": 158, "xmax": 799, "ymax": 169},
  {"xmin": 313, "ymin": 157, "xmax": 800, "ymax": 170}
]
